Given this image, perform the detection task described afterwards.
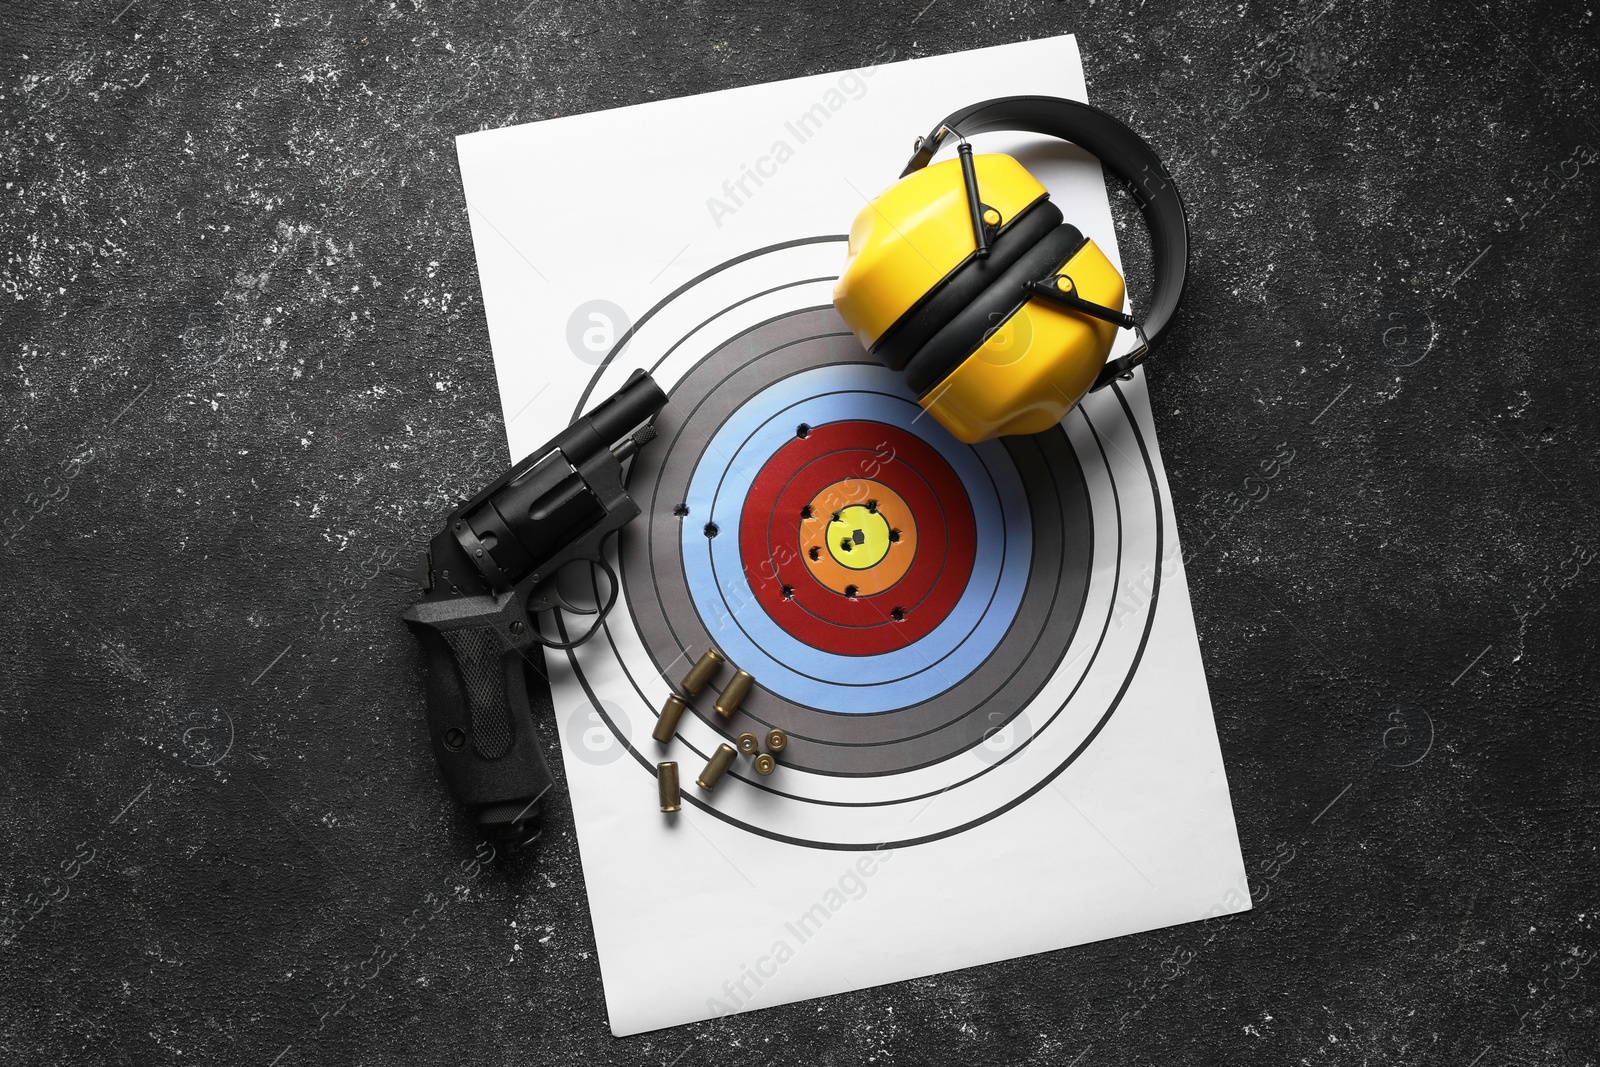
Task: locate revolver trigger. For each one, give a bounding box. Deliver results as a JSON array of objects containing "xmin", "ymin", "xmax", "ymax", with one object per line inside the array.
[
  {"xmin": 549, "ymin": 582, "xmax": 600, "ymax": 617},
  {"xmin": 554, "ymin": 557, "xmax": 606, "ymax": 615},
  {"xmin": 526, "ymin": 563, "xmax": 602, "ymax": 616}
]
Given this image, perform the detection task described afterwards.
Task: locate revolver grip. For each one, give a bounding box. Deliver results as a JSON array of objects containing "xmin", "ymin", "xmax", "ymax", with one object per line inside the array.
[{"xmin": 401, "ymin": 592, "xmax": 554, "ymax": 841}]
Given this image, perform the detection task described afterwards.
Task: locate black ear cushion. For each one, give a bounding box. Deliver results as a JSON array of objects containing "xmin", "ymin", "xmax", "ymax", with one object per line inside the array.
[
  {"xmin": 902, "ymin": 223, "xmax": 1087, "ymax": 398},
  {"xmin": 872, "ymin": 197, "xmax": 1064, "ymax": 373}
]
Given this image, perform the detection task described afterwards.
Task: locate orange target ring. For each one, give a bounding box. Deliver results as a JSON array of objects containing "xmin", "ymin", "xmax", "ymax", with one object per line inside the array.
[{"xmin": 798, "ymin": 479, "xmax": 918, "ymax": 597}]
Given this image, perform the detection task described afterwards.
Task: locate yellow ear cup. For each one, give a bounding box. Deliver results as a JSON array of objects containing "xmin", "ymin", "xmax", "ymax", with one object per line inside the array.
[
  {"xmin": 833, "ymin": 153, "xmax": 1049, "ymax": 353},
  {"xmin": 921, "ymin": 239, "xmax": 1125, "ymax": 442}
]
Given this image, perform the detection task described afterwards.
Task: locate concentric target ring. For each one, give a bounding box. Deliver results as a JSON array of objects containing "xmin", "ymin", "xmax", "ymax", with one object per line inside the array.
[
  {"xmin": 738, "ymin": 421, "xmax": 976, "ymax": 653},
  {"xmin": 619, "ymin": 304, "xmax": 1094, "ymax": 774},
  {"xmin": 557, "ymin": 238, "xmax": 1166, "ymax": 849},
  {"xmin": 687, "ymin": 366, "xmax": 1030, "ymax": 710}
]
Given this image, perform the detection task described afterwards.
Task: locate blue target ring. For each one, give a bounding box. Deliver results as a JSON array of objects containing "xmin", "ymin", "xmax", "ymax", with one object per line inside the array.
[{"xmin": 680, "ymin": 363, "xmax": 1033, "ymax": 712}]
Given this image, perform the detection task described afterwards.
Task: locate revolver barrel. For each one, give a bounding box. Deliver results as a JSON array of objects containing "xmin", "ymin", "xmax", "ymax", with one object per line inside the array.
[{"xmin": 587, "ymin": 368, "xmax": 668, "ymax": 450}]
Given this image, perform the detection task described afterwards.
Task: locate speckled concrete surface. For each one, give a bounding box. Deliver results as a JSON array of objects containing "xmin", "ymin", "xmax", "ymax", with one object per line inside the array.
[{"xmin": 2, "ymin": 1, "xmax": 1598, "ymax": 1063}]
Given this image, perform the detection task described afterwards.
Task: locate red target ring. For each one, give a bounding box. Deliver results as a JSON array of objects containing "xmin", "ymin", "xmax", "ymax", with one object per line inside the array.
[
  {"xmin": 771, "ymin": 451, "xmax": 948, "ymax": 627},
  {"xmin": 739, "ymin": 421, "xmax": 977, "ymax": 655}
]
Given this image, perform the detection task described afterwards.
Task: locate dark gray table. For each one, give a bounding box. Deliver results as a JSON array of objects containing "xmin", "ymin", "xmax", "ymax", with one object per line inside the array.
[{"xmin": 3, "ymin": 1, "xmax": 1597, "ymax": 1063}]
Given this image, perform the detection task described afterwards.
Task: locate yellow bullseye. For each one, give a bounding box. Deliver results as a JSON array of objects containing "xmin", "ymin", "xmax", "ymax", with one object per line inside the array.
[{"xmin": 826, "ymin": 504, "xmax": 892, "ymax": 570}]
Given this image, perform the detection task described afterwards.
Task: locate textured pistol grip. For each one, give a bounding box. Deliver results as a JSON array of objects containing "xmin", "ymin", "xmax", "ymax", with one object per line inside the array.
[{"xmin": 402, "ymin": 592, "xmax": 555, "ymax": 832}]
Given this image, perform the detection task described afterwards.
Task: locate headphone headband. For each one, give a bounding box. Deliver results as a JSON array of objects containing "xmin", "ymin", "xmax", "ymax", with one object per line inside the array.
[{"xmin": 902, "ymin": 96, "xmax": 1189, "ymax": 355}]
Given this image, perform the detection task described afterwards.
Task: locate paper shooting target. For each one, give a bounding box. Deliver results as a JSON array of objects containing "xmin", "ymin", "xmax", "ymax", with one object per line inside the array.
[{"xmin": 562, "ymin": 238, "xmax": 1166, "ymax": 849}]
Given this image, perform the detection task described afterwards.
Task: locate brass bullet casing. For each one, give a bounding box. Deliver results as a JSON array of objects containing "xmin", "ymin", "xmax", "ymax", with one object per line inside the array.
[
  {"xmin": 765, "ymin": 728, "xmax": 788, "ymax": 754},
  {"xmin": 753, "ymin": 753, "xmax": 776, "ymax": 776},
  {"xmin": 696, "ymin": 743, "xmax": 739, "ymax": 791},
  {"xmin": 652, "ymin": 693, "xmax": 688, "ymax": 744},
  {"xmin": 680, "ymin": 648, "xmax": 725, "ymax": 696},
  {"xmin": 714, "ymin": 669, "xmax": 755, "ymax": 719},
  {"xmin": 736, "ymin": 732, "xmax": 759, "ymax": 755},
  {"xmin": 658, "ymin": 762, "xmax": 681, "ymax": 813}
]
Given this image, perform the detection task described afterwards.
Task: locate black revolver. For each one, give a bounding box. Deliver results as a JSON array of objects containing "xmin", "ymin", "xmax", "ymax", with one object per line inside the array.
[{"xmin": 401, "ymin": 369, "xmax": 667, "ymax": 844}]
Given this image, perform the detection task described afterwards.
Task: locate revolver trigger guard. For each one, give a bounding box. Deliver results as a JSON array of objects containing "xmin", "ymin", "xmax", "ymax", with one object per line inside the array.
[{"xmin": 528, "ymin": 555, "xmax": 620, "ymax": 651}]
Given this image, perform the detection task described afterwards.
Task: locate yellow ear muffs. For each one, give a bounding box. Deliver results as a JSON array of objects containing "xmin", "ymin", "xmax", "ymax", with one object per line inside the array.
[{"xmin": 833, "ymin": 96, "xmax": 1190, "ymax": 444}]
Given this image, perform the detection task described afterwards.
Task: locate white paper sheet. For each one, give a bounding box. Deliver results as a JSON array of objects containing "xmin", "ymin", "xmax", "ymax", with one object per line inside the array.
[{"xmin": 457, "ymin": 34, "xmax": 1249, "ymax": 1036}]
